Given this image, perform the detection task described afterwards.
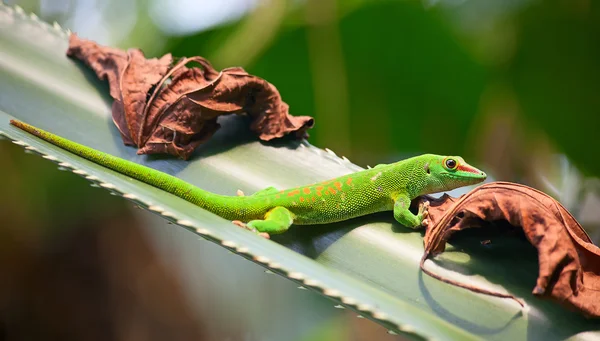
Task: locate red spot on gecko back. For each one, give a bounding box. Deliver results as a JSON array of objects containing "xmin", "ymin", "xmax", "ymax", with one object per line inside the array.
[
  {"xmin": 328, "ymin": 187, "xmax": 337, "ymax": 195},
  {"xmin": 303, "ymin": 187, "xmax": 311, "ymax": 194},
  {"xmin": 346, "ymin": 177, "xmax": 353, "ymax": 186},
  {"xmin": 287, "ymin": 189, "xmax": 300, "ymax": 197},
  {"xmin": 300, "ymin": 197, "xmax": 305, "ymax": 202},
  {"xmin": 334, "ymin": 181, "xmax": 342, "ymax": 190}
]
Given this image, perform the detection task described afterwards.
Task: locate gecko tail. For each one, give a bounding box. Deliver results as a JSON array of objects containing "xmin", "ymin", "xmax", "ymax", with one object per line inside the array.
[{"xmin": 9, "ymin": 119, "xmax": 226, "ymax": 211}]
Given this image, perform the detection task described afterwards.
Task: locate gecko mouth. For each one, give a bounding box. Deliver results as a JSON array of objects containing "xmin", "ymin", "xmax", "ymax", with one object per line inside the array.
[{"xmin": 440, "ymin": 172, "xmax": 486, "ymax": 181}]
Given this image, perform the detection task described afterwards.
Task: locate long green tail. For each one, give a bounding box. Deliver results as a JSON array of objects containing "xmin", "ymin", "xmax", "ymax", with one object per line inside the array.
[{"xmin": 9, "ymin": 120, "xmax": 235, "ymax": 215}]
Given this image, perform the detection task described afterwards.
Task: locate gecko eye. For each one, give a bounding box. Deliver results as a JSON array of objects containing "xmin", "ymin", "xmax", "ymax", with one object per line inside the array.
[{"xmin": 445, "ymin": 158, "xmax": 457, "ymax": 170}]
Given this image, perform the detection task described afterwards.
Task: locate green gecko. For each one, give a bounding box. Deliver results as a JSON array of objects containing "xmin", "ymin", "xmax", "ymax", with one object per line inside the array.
[{"xmin": 10, "ymin": 120, "xmax": 487, "ymax": 238}]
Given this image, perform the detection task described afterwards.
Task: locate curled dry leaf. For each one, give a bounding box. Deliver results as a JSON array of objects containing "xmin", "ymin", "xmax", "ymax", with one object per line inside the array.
[
  {"xmin": 66, "ymin": 34, "xmax": 314, "ymax": 159},
  {"xmin": 416, "ymin": 181, "xmax": 600, "ymax": 317},
  {"xmin": 66, "ymin": 34, "xmax": 172, "ymax": 146}
]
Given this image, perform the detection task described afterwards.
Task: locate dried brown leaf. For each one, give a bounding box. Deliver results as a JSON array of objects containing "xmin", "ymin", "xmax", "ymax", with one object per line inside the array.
[
  {"xmin": 120, "ymin": 49, "xmax": 172, "ymax": 146},
  {"xmin": 134, "ymin": 57, "xmax": 218, "ymax": 158},
  {"xmin": 66, "ymin": 34, "xmax": 314, "ymax": 159},
  {"xmin": 418, "ymin": 181, "xmax": 600, "ymax": 317},
  {"xmin": 66, "ymin": 34, "xmax": 127, "ymax": 103},
  {"xmin": 185, "ymin": 66, "xmax": 315, "ymax": 141},
  {"xmin": 66, "ymin": 34, "xmax": 134, "ymax": 145}
]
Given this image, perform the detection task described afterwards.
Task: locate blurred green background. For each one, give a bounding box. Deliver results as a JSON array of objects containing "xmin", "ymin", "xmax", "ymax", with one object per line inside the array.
[{"xmin": 2, "ymin": 0, "xmax": 600, "ymax": 340}]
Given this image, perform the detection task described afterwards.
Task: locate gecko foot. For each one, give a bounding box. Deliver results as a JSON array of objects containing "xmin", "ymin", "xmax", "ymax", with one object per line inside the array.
[
  {"xmin": 418, "ymin": 200, "xmax": 430, "ymax": 227},
  {"xmin": 231, "ymin": 220, "xmax": 270, "ymax": 239},
  {"xmin": 419, "ymin": 200, "xmax": 430, "ymax": 217}
]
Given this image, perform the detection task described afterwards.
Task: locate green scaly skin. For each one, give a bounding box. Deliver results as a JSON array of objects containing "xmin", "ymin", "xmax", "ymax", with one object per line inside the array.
[{"xmin": 10, "ymin": 120, "xmax": 487, "ymax": 238}]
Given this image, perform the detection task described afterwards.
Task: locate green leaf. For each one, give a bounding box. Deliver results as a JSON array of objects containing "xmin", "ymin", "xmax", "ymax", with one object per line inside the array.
[
  {"xmin": 170, "ymin": 1, "xmax": 488, "ymax": 165},
  {"xmin": 510, "ymin": 1, "xmax": 600, "ymax": 177},
  {"xmin": 0, "ymin": 4, "xmax": 597, "ymax": 340}
]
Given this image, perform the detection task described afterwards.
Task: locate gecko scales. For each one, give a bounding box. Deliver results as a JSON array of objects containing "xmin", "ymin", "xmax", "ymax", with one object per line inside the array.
[{"xmin": 10, "ymin": 120, "xmax": 486, "ymax": 238}]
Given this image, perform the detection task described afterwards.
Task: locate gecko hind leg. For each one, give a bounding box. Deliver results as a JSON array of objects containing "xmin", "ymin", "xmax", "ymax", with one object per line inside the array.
[
  {"xmin": 233, "ymin": 206, "xmax": 294, "ymax": 239},
  {"xmin": 232, "ymin": 220, "xmax": 269, "ymax": 238}
]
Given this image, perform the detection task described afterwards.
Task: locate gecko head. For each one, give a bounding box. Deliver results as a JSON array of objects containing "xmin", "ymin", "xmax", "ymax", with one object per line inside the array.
[{"xmin": 423, "ymin": 154, "xmax": 487, "ymax": 192}]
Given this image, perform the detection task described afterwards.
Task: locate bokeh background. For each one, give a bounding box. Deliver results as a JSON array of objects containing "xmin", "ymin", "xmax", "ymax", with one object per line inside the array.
[{"xmin": 2, "ymin": 0, "xmax": 599, "ymax": 340}]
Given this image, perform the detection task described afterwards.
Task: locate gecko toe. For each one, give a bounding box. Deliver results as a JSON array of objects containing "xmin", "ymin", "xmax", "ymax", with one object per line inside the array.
[
  {"xmin": 232, "ymin": 220, "xmax": 252, "ymax": 230},
  {"xmin": 422, "ymin": 218, "xmax": 430, "ymax": 228},
  {"xmin": 418, "ymin": 201, "xmax": 430, "ymax": 218},
  {"xmin": 233, "ymin": 220, "xmax": 270, "ymax": 238}
]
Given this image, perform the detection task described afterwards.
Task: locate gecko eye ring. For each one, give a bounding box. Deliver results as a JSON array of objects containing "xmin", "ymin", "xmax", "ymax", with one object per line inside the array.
[{"xmin": 445, "ymin": 158, "xmax": 457, "ymax": 170}]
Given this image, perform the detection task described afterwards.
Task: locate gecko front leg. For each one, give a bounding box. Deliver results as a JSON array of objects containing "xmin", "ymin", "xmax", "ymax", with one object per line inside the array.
[{"xmin": 392, "ymin": 194, "xmax": 429, "ymax": 228}]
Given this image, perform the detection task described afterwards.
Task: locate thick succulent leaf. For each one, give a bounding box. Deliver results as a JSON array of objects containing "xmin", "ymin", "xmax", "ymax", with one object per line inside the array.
[{"xmin": 0, "ymin": 4, "xmax": 598, "ymax": 340}]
